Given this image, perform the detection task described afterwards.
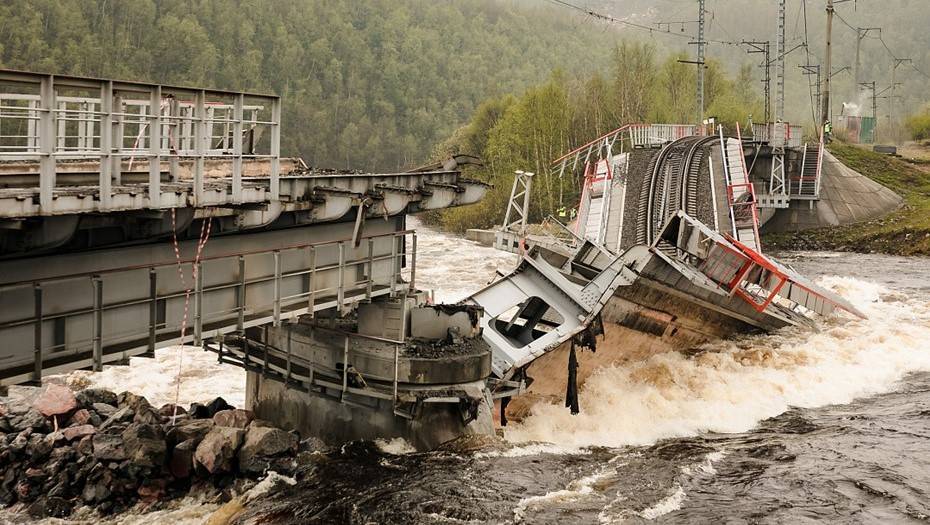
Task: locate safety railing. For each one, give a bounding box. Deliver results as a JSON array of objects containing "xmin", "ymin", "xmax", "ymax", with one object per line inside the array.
[
  {"xmin": 0, "ymin": 229, "xmax": 416, "ymax": 385},
  {"xmin": 0, "ymin": 69, "xmax": 281, "ymax": 210},
  {"xmin": 629, "ymin": 124, "xmax": 697, "ymax": 148},
  {"xmin": 751, "ymin": 122, "xmax": 803, "ymax": 148}
]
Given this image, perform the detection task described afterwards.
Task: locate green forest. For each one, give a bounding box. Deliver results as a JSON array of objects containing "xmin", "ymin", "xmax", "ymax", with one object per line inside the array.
[
  {"xmin": 0, "ymin": 0, "xmax": 609, "ymax": 171},
  {"xmin": 427, "ymin": 44, "xmax": 763, "ymax": 232}
]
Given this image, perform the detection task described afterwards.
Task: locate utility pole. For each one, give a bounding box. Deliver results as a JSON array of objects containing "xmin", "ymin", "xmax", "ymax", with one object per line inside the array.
[
  {"xmin": 821, "ymin": 0, "xmax": 834, "ymax": 129},
  {"xmin": 890, "ymin": 58, "xmax": 911, "ymax": 141},
  {"xmin": 770, "ymin": 0, "xmax": 787, "ymax": 199},
  {"xmin": 697, "ymin": 0, "xmax": 706, "ymax": 127},
  {"xmin": 678, "ymin": 0, "xmax": 707, "ymax": 127},
  {"xmin": 859, "ymin": 81, "xmax": 876, "ymax": 142},
  {"xmin": 854, "ymin": 27, "xmax": 880, "ymax": 88},
  {"xmin": 743, "ymin": 41, "xmax": 771, "ymax": 123},
  {"xmin": 775, "ymin": 0, "xmax": 786, "ymax": 121}
]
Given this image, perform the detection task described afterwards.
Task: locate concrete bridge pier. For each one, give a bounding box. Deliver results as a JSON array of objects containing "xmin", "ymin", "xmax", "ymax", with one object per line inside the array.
[{"xmin": 228, "ymin": 297, "xmax": 496, "ymax": 450}]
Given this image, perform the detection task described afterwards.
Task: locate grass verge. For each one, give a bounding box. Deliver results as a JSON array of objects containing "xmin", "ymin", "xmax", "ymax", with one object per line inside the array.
[{"xmin": 765, "ymin": 142, "xmax": 930, "ymax": 256}]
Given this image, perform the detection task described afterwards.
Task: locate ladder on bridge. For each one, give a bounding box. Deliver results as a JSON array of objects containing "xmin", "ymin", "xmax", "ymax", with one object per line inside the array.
[
  {"xmin": 793, "ymin": 139, "xmax": 823, "ymax": 198},
  {"xmin": 719, "ymin": 124, "xmax": 762, "ymax": 252}
]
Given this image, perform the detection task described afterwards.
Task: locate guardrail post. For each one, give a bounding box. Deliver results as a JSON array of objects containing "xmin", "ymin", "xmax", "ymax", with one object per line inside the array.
[
  {"xmin": 148, "ymin": 268, "xmax": 157, "ymax": 357},
  {"xmin": 193, "ymin": 262, "xmax": 203, "ymax": 345},
  {"xmin": 92, "ymin": 276, "xmax": 103, "ymax": 371},
  {"xmin": 99, "ymin": 81, "xmax": 113, "ymax": 208},
  {"xmin": 366, "ymin": 238, "xmax": 374, "ymax": 300},
  {"xmin": 341, "ymin": 335, "xmax": 349, "ymax": 401},
  {"xmin": 232, "ymin": 93, "xmax": 244, "ymax": 203},
  {"xmin": 393, "ymin": 343, "xmax": 399, "ymax": 409},
  {"xmin": 409, "ymin": 232, "xmax": 417, "ymax": 293},
  {"xmin": 337, "ymin": 242, "xmax": 345, "ymax": 313},
  {"xmin": 148, "ymin": 86, "xmax": 162, "ymax": 206},
  {"xmin": 307, "ymin": 246, "xmax": 316, "ymax": 317},
  {"xmin": 194, "ymin": 90, "xmax": 206, "ymax": 205},
  {"xmin": 390, "ymin": 235, "xmax": 398, "ymax": 297},
  {"xmin": 38, "ymin": 75, "xmax": 56, "ymax": 212},
  {"xmin": 273, "ymin": 250, "xmax": 282, "ymax": 326},
  {"xmin": 112, "ymin": 93, "xmax": 123, "ymax": 186},
  {"xmin": 237, "ymin": 256, "xmax": 246, "ymax": 332},
  {"xmin": 270, "ymin": 97, "xmax": 281, "ymax": 201},
  {"xmin": 33, "ymin": 284, "xmax": 43, "ymax": 383},
  {"xmin": 285, "ymin": 327, "xmax": 292, "ymax": 389}
]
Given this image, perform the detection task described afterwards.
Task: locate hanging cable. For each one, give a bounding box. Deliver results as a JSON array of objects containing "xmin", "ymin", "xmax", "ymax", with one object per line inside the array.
[{"xmin": 168, "ymin": 208, "xmax": 213, "ymax": 424}]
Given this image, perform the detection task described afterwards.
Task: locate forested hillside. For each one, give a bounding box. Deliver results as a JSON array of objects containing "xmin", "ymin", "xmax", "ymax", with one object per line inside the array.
[
  {"xmin": 0, "ymin": 0, "xmax": 609, "ymax": 171},
  {"xmin": 427, "ymin": 44, "xmax": 763, "ymax": 232}
]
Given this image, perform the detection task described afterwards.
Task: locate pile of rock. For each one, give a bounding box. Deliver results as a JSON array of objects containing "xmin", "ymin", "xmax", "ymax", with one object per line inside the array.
[{"xmin": 0, "ymin": 384, "xmax": 302, "ymax": 519}]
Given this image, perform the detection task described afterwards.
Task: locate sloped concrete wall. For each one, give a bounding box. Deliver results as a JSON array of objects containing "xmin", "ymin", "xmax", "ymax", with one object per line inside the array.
[{"xmin": 762, "ymin": 151, "xmax": 902, "ymax": 232}]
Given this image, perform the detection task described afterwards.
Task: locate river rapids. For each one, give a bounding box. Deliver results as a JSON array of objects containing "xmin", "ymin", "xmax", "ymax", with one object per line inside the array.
[{"xmin": 14, "ymin": 218, "xmax": 930, "ymax": 524}]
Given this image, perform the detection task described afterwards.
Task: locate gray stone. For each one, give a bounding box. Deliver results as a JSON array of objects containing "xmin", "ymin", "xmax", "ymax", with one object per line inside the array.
[
  {"xmin": 166, "ymin": 418, "xmax": 214, "ymax": 446},
  {"xmin": 81, "ymin": 481, "xmax": 110, "ymax": 503},
  {"xmin": 117, "ymin": 391, "xmax": 150, "ymax": 411},
  {"xmin": 194, "ymin": 426, "xmax": 244, "ymax": 474},
  {"xmin": 9, "ymin": 409, "xmax": 48, "ymax": 432},
  {"xmin": 75, "ymin": 388, "xmax": 117, "ymax": 408},
  {"xmin": 92, "ymin": 434, "xmax": 127, "ymax": 461},
  {"xmin": 63, "ymin": 424, "xmax": 96, "ymax": 441},
  {"xmin": 27, "ymin": 496, "xmax": 72, "ymax": 518},
  {"xmin": 98, "ymin": 406, "xmax": 134, "ymax": 431},
  {"xmin": 92, "ymin": 403, "xmax": 117, "ymax": 417},
  {"xmin": 239, "ymin": 426, "xmax": 298, "ymax": 473},
  {"xmin": 121, "ymin": 423, "xmax": 166, "ymax": 467},
  {"xmin": 213, "ymin": 409, "xmax": 253, "ymax": 428},
  {"xmin": 133, "ymin": 406, "xmax": 163, "ymax": 425}
]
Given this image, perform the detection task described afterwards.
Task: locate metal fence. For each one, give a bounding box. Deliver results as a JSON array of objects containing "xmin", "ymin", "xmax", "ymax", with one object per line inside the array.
[{"xmin": 0, "ymin": 69, "xmax": 281, "ymax": 211}]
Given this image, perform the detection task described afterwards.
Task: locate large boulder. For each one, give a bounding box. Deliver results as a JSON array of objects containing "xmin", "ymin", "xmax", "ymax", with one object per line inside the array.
[
  {"xmin": 121, "ymin": 423, "xmax": 166, "ymax": 468},
  {"xmin": 189, "ymin": 397, "xmax": 233, "ymax": 419},
  {"xmin": 238, "ymin": 426, "xmax": 298, "ymax": 474},
  {"xmin": 213, "ymin": 409, "xmax": 253, "ymax": 429},
  {"xmin": 8, "ymin": 409, "xmax": 48, "ymax": 432},
  {"xmin": 32, "ymin": 384, "xmax": 77, "ymax": 418},
  {"xmin": 75, "ymin": 388, "xmax": 117, "ymax": 408},
  {"xmin": 166, "ymin": 418, "xmax": 215, "ymax": 446},
  {"xmin": 194, "ymin": 427, "xmax": 244, "ymax": 474},
  {"xmin": 92, "ymin": 434, "xmax": 127, "ymax": 461},
  {"xmin": 169, "ymin": 439, "xmax": 197, "ymax": 479}
]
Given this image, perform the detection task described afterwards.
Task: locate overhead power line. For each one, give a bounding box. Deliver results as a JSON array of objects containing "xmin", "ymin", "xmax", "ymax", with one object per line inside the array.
[{"xmin": 542, "ymin": 0, "xmax": 740, "ymax": 46}]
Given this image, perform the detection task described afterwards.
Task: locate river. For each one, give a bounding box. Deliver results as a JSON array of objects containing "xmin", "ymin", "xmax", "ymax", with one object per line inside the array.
[
  {"xmin": 235, "ymin": 221, "xmax": 930, "ymax": 524},
  {"xmin": 18, "ymin": 219, "xmax": 930, "ymax": 523}
]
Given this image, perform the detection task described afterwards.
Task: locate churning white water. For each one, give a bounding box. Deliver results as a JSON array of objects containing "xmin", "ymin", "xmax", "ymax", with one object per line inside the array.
[{"xmin": 506, "ymin": 266, "xmax": 930, "ymax": 448}]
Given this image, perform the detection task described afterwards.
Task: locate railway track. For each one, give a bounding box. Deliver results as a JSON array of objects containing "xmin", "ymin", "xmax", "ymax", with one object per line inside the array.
[{"xmin": 636, "ymin": 135, "xmax": 719, "ymax": 246}]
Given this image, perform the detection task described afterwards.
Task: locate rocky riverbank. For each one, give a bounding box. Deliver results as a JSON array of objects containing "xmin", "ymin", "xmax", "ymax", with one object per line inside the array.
[{"xmin": 0, "ymin": 383, "xmax": 314, "ymax": 520}]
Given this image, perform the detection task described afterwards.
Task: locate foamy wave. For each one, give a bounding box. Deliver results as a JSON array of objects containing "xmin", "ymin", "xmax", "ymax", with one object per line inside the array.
[
  {"xmin": 474, "ymin": 442, "xmax": 591, "ymax": 458},
  {"xmin": 506, "ymin": 277, "xmax": 930, "ymax": 448},
  {"xmin": 639, "ymin": 486, "xmax": 686, "ymax": 519},
  {"xmin": 375, "ymin": 437, "xmax": 417, "ymax": 455},
  {"xmin": 513, "ymin": 468, "xmax": 614, "ymax": 522},
  {"xmin": 56, "ymin": 345, "xmax": 246, "ymax": 409}
]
